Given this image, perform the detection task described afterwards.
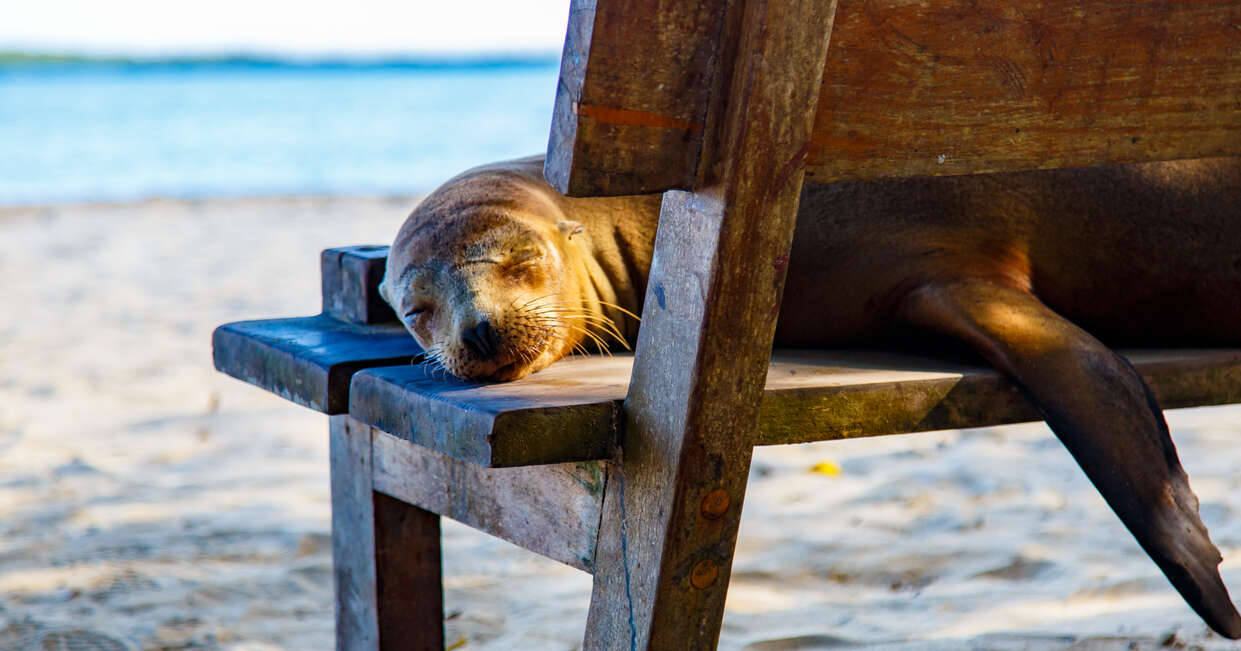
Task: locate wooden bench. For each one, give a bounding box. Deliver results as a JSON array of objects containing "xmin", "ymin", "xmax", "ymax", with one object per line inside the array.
[{"xmin": 215, "ymin": 0, "xmax": 1241, "ymax": 648}]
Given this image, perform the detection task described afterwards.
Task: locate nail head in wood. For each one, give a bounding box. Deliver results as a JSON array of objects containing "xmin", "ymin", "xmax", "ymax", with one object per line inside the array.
[
  {"xmin": 700, "ymin": 489, "xmax": 730, "ymax": 520},
  {"xmin": 690, "ymin": 559, "xmax": 720, "ymax": 590}
]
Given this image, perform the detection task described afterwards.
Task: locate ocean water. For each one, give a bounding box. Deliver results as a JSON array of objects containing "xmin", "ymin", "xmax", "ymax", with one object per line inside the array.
[{"xmin": 0, "ymin": 60, "xmax": 560, "ymax": 205}]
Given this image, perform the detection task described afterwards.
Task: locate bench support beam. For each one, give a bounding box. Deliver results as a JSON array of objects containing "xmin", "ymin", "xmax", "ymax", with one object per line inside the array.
[{"xmin": 583, "ymin": 0, "xmax": 840, "ymax": 648}]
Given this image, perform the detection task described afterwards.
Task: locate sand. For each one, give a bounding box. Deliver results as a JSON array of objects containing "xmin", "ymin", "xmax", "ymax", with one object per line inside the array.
[{"xmin": 1, "ymin": 196, "xmax": 1239, "ymax": 650}]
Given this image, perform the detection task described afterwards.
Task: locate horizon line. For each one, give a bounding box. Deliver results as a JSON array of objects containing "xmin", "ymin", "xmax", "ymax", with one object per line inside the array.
[{"xmin": 0, "ymin": 49, "xmax": 562, "ymax": 69}]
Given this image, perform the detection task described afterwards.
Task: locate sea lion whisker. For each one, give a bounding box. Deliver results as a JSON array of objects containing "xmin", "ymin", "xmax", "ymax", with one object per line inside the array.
[
  {"xmin": 422, "ymin": 346, "xmax": 456, "ymax": 381},
  {"xmin": 530, "ymin": 305, "xmax": 627, "ymax": 336},
  {"xmin": 550, "ymin": 313, "xmax": 630, "ymax": 349},
  {"xmin": 595, "ymin": 299, "xmax": 642, "ymax": 323},
  {"xmin": 512, "ymin": 293, "xmax": 559, "ymax": 312},
  {"xmin": 543, "ymin": 311, "xmax": 621, "ymax": 331},
  {"xmin": 535, "ymin": 308, "xmax": 631, "ymax": 351},
  {"xmin": 562, "ymin": 323, "xmax": 612, "ymax": 355}
]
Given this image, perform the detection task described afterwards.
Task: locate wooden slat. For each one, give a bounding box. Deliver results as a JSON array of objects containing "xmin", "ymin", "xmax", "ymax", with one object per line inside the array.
[
  {"xmin": 321, "ymin": 245, "xmax": 398, "ymax": 325},
  {"xmin": 347, "ymin": 349, "xmax": 1241, "ymax": 466},
  {"xmin": 370, "ymin": 427, "xmax": 607, "ymax": 573},
  {"xmin": 808, "ymin": 0, "xmax": 1241, "ymax": 182},
  {"xmin": 212, "ymin": 316, "xmax": 420, "ymax": 414},
  {"xmin": 349, "ymin": 363, "xmax": 620, "ymax": 467},
  {"xmin": 545, "ymin": 0, "xmax": 729, "ymax": 196},
  {"xmin": 213, "ymin": 245, "xmax": 420, "ymax": 414}
]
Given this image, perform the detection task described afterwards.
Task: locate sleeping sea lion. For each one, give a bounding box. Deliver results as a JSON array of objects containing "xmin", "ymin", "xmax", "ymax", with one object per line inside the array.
[{"xmin": 380, "ymin": 154, "xmax": 1241, "ymax": 638}]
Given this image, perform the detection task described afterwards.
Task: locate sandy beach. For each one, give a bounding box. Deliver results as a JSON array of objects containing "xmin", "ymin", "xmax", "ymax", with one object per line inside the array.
[{"xmin": 1, "ymin": 196, "xmax": 1239, "ymax": 650}]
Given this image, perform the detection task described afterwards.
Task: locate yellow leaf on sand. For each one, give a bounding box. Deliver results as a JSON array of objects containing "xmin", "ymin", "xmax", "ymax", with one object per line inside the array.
[{"xmin": 810, "ymin": 460, "xmax": 841, "ymax": 476}]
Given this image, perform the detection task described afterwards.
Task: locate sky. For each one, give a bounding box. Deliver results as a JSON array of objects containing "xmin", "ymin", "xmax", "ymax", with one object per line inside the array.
[{"xmin": 0, "ymin": 0, "xmax": 570, "ymax": 57}]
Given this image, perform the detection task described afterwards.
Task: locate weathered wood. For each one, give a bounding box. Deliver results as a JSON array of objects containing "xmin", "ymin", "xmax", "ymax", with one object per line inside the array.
[
  {"xmin": 545, "ymin": 0, "xmax": 729, "ymax": 196},
  {"xmin": 213, "ymin": 245, "xmax": 419, "ymax": 414},
  {"xmin": 349, "ymin": 348, "xmax": 1241, "ymax": 466},
  {"xmin": 807, "ymin": 0, "xmax": 1241, "ymax": 181},
  {"xmin": 331, "ymin": 416, "xmax": 445, "ymax": 650},
  {"xmin": 584, "ymin": 0, "xmax": 839, "ymax": 648},
  {"xmin": 330, "ymin": 415, "xmax": 380, "ymax": 649},
  {"xmin": 212, "ymin": 315, "xmax": 420, "ymax": 414},
  {"xmin": 373, "ymin": 491, "xmax": 444, "ymax": 650},
  {"xmin": 322, "ymin": 245, "xmax": 398, "ymax": 325},
  {"xmin": 760, "ymin": 348, "xmax": 1241, "ymax": 445},
  {"xmin": 349, "ymin": 362, "xmax": 619, "ymax": 467},
  {"xmin": 549, "ymin": 1, "xmax": 1241, "ymax": 192},
  {"xmin": 370, "ymin": 427, "xmax": 607, "ymax": 572}
]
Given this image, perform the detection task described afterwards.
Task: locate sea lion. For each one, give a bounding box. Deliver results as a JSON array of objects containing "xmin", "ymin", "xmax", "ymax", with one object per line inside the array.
[
  {"xmin": 379, "ymin": 157, "xmax": 660, "ymax": 381},
  {"xmin": 381, "ymin": 154, "xmax": 1241, "ymax": 638}
]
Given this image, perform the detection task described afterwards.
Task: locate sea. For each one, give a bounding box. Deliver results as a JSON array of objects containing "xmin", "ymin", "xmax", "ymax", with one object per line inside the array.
[{"xmin": 0, "ymin": 57, "xmax": 561, "ymax": 205}]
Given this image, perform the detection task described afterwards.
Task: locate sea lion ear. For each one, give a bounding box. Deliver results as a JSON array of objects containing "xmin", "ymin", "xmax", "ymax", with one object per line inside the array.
[{"xmin": 556, "ymin": 220, "xmax": 584, "ymax": 240}]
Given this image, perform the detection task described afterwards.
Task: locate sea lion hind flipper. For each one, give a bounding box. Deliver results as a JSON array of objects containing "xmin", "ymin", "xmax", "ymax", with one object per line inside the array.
[{"xmin": 897, "ymin": 280, "xmax": 1241, "ymax": 639}]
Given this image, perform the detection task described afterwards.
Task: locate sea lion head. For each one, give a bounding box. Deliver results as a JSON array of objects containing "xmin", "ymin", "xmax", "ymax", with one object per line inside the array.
[{"xmin": 380, "ymin": 160, "xmax": 613, "ymax": 382}]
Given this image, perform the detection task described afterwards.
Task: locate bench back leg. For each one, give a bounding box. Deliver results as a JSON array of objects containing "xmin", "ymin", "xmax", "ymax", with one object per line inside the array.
[
  {"xmin": 331, "ymin": 415, "xmax": 445, "ymax": 650},
  {"xmin": 582, "ymin": 0, "xmax": 839, "ymax": 648}
]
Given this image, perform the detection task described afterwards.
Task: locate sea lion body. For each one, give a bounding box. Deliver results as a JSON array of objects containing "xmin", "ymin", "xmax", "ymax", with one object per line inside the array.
[
  {"xmin": 383, "ymin": 155, "xmax": 1241, "ymax": 637},
  {"xmin": 780, "ymin": 158, "xmax": 1241, "ymax": 347}
]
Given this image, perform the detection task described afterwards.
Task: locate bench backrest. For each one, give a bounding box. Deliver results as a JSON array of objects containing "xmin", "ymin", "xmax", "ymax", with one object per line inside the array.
[{"xmin": 547, "ymin": 0, "xmax": 1241, "ymax": 196}]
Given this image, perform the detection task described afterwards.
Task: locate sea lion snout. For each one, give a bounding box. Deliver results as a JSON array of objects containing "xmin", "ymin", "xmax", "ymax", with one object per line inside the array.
[
  {"xmin": 445, "ymin": 303, "xmax": 556, "ymax": 381},
  {"xmin": 460, "ymin": 319, "xmax": 500, "ymax": 359}
]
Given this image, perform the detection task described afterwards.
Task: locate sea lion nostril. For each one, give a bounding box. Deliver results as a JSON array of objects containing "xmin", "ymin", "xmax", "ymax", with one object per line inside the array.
[
  {"xmin": 478, "ymin": 320, "xmax": 500, "ymax": 354},
  {"xmin": 461, "ymin": 320, "xmax": 499, "ymax": 358}
]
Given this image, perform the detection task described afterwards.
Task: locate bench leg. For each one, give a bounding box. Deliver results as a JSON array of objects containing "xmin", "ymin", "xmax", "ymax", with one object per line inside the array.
[
  {"xmin": 331, "ymin": 416, "xmax": 445, "ymax": 650},
  {"xmin": 584, "ymin": 455, "xmax": 752, "ymax": 650}
]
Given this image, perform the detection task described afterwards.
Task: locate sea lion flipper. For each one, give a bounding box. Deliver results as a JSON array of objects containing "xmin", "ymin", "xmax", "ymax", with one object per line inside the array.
[{"xmin": 898, "ymin": 280, "xmax": 1241, "ymax": 639}]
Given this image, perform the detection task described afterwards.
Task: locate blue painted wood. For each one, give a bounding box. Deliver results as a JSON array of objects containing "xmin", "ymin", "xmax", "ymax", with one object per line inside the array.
[
  {"xmin": 213, "ymin": 315, "xmax": 422, "ymax": 414},
  {"xmin": 212, "ymin": 245, "xmax": 420, "ymax": 415}
]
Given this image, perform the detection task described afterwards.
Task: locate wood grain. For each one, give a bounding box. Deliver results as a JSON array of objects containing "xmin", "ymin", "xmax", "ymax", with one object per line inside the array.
[
  {"xmin": 347, "ymin": 348, "xmax": 1241, "ymax": 466},
  {"xmin": 370, "ymin": 427, "xmax": 607, "ymax": 572},
  {"xmin": 372, "ymin": 491, "xmax": 444, "ymax": 650},
  {"xmin": 214, "ymin": 245, "xmax": 419, "ymax": 414},
  {"xmin": 349, "ymin": 362, "xmax": 619, "ymax": 467},
  {"xmin": 329, "ymin": 415, "xmax": 379, "ymax": 649},
  {"xmin": 808, "ymin": 0, "xmax": 1241, "ymax": 181},
  {"xmin": 321, "ymin": 245, "xmax": 398, "ymax": 325},
  {"xmin": 545, "ymin": 0, "xmax": 729, "ymax": 196},
  {"xmin": 583, "ymin": 0, "xmax": 839, "ymax": 647},
  {"xmin": 330, "ymin": 416, "xmax": 446, "ymax": 650},
  {"xmin": 212, "ymin": 315, "xmax": 420, "ymax": 414}
]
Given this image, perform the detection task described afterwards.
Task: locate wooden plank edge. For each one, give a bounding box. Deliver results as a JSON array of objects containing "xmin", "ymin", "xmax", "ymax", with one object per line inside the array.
[
  {"xmin": 349, "ymin": 369, "xmax": 622, "ymax": 468},
  {"xmin": 757, "ymin": 350, "xmax": 1241, "ymax": 445},
  {"xmin": 212, "ymin": 317, "xmax": 421, "ymax": 415},
  {"xmin": 213, "ymin": 323, "xmax": 333, "ymax": 412},
  {"xmin": 369, "ymin": 427, "xmax": 605, "ymax": 572}
]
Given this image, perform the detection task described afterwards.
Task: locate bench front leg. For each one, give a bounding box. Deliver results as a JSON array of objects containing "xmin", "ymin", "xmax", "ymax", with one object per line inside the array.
[{"xmin": 330, "ymin": 415, "xmax": 445, "ymax": 650}]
